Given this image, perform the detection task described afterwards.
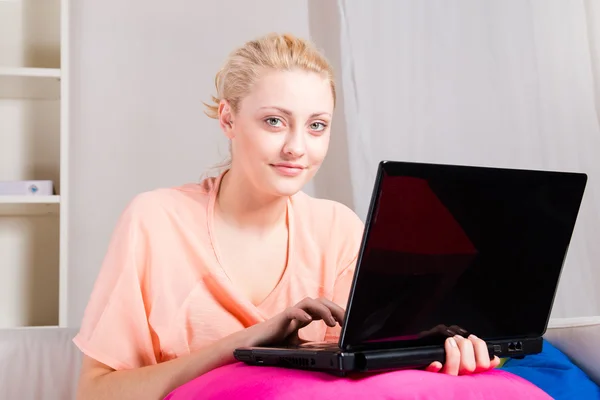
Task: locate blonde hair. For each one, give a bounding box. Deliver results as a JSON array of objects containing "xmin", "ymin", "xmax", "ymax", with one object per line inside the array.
[{"xmin": 204, "ymin": 32, "xmax": 336, "ymax": 119}]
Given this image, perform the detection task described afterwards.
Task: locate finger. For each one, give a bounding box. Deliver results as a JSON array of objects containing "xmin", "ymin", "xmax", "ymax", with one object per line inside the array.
[
  {"xmin": 455, "ymin": 335, "xmax": 476, "ymax": 375},
  {"xmin": 442, "ymin": 336, "xmax": 460, "ymax": 376},
  {"xmin": 490, "ymin": 356, "xmax": 501, "ymax": 369},
  {"xmin": 449, "ymin": 325, "xmax": 469, "ymax": 337},
  {"xmin": 284, "ymin": 307, "xmax": 313, "ymax": 325},
  {"xmin": 425, "ymin": 361, "xmax": 443, "ymax": 373},
  {"xmin": 296, "ymin": 298, "xmax": 337, "ymax": 327},
  {"xmin": 297, "ymin": 298, "xmax": 335, "ymax": 326},
  {"xmin": 418, "ymin": 324, "xmax": 449, "ymax": 339},
  {"xmin": 432, "ymin": 324, "xmax": 450, "ymax": 336},
  {"xmin": 316, "ymin": 297, "xmax": 346, "ymax": 325},
  {"xmin": 469, "ymin": 334, "xmax": 491, "ymax": 372}
]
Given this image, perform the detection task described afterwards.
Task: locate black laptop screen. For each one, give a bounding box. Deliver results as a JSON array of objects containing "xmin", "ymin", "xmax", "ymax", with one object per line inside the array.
[{"xmin": 341, "ymin": 161, "xmax": 587, "ymax": 349}]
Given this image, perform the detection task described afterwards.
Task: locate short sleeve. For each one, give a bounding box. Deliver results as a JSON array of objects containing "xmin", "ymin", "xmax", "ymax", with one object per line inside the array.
[{"xmin": 73, "ymin": 195, "xmax": 158, "ymax": 370}]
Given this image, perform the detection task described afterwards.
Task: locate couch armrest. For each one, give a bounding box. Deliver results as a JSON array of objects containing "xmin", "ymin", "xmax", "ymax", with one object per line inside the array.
[
  {"xmin": 0, "ymin": 327, "xmax": 81, "ymax": 400},
  {"xmin": 544, "ymin": 316, "xmax": 600, "ymax": 385}
]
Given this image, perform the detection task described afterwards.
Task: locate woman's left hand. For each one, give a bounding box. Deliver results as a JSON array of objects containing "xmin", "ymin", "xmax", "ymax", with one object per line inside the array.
[{"xmin": 426, "ymin": 335, "xmax": 501, "ymax": 375}]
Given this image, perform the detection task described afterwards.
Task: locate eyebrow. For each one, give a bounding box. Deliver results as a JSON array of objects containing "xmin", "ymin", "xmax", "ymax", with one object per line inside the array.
[{"xmin": 259, "ymin": 106, "xmax": 331, "ymax": 119}]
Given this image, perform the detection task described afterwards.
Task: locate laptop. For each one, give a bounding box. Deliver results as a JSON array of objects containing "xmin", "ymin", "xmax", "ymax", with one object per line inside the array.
[{"xmin": 234, "ymin": 160, "xmax": 588, "ymax": 376}]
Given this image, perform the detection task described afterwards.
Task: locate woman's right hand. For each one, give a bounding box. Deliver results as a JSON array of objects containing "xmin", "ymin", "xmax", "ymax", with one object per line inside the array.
[{"xmin": 245, "ymin": 297, "xmax": 346, "ymax": 347}]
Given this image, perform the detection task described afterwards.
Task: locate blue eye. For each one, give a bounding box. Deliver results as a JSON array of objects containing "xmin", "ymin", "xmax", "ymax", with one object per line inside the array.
[
  {"xmin": 310, "ymin": 122, "xmax": 327, "ymax": 131},
  {"xmin": 265, "ymin": 117, "xmax": 283, "ymax": 127}
]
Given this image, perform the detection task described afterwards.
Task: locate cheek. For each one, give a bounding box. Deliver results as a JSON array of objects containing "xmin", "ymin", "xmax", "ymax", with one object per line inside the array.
[
  {"xmin": 238, "ymin": 127, "xmax": 283, "ymax": 160},
  {"xmin": 307, "ymin": 136, "xmax": 330, "ymax": 163}
]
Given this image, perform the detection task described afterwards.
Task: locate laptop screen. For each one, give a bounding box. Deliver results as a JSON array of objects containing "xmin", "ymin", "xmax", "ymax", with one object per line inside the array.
[{"xmin": 341, "ymin": 161, "xmax": 587, "ymax": 350}]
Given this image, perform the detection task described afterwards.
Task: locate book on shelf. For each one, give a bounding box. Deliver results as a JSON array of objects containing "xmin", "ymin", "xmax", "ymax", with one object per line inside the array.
[{"xmin": 0, "ymin": 180, "xmax": 55, "ymax": 196}]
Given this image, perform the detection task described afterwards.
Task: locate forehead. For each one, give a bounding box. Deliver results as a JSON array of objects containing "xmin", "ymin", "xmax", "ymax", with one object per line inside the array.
[{"xmin": 240, "ymin": 69, "xmax": 334, "ymax": 116}]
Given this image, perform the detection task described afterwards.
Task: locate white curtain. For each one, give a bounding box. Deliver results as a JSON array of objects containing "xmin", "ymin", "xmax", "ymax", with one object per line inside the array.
[{"xmin": 315, "ymin": 0, "xmax": 600, "ymax": 318}]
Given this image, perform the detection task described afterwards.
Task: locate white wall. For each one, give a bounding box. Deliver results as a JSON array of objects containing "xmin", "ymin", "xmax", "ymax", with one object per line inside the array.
[{"xmin": 68, "ymin": 0, "xmax": 319, "ymax": 327}]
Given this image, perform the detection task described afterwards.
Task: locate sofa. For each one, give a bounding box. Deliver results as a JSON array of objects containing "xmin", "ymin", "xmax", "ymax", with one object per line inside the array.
[{"xmin": 0, "ymin": 318, "xmax": 599, "ymax": 400}]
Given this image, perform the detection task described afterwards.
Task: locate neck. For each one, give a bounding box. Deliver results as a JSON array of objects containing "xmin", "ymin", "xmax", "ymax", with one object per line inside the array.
[{"xmin": 215, "ymin": 168, "xmax": 288, "ymax": 233}]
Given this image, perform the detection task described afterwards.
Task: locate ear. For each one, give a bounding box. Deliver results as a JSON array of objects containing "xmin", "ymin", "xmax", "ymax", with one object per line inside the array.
[{"xmin": 218, "ymin": 100, "xmax": 235, "ymax": 139}]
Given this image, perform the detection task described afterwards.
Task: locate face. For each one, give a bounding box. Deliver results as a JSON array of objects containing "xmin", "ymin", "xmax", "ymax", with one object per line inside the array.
[{"xmin": 219, "ymin": 69, "xmax": 334, "ymax": 198}]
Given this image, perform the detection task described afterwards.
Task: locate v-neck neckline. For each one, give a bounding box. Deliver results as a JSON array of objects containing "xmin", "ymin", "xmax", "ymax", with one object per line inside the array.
[{"xmin": 206, "ymin": 170, "xmax": 295, "ymax": 318}]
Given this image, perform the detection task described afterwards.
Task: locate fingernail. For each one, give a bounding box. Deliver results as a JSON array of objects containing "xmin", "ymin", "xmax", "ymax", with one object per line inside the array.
[
  {"xmin": 329, "ymin": 317, "xmax": 336, "ymax": 325},
  {"xmin": 470, "ymin": 334, "xmax": 478, "ymax": 339},
  {"xmin": 449, "ymin": 337, "xmax": 457, "ymax": 348}
]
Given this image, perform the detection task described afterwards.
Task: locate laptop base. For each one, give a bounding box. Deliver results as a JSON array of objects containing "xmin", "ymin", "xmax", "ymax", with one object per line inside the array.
[{"xmin": 234, "ymin": 337, "xmax": 543, "ymax": 376}]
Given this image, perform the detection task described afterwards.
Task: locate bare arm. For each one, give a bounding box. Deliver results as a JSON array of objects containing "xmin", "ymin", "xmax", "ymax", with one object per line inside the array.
[
  {"xmin": 76, "ymin": 327, "xmax": 254, "ymax": 400},
  {"xmin": 76, "ymin": 297, "xmax": 345, "ymax": 400}
]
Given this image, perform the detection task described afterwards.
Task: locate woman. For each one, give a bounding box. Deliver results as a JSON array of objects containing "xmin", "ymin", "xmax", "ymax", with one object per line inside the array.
[{"xmin": 74, "ymin": 33, "xmax": 500, "ymax": 399}]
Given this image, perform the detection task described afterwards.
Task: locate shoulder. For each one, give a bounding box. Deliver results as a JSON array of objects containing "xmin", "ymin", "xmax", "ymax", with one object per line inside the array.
[
  {"xmin": 121, "ymin": 177, "xmax": 217, "ymax": 226},
  {"xmin": 100, "ymin": 178, "xmax": 218, "ymax": 287}
]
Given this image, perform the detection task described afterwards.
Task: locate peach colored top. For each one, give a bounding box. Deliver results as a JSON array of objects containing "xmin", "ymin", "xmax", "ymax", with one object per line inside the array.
[{"xmin": 73, "ymin": 172, "xmax": 364, "ymax": 371}]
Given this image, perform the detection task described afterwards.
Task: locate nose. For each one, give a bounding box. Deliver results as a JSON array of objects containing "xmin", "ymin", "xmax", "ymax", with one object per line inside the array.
[{"xmin": 282, "ymin": 128, "xmax": 306, "ymax": 158}]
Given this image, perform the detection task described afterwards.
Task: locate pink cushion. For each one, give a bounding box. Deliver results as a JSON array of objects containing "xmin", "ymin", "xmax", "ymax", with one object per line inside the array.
[{"xmin": 164, "ymin": 362, "xmax": 552, "ymax": 400}]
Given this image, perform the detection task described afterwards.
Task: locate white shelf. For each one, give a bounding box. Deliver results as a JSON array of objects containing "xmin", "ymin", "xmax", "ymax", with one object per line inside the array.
[
  {"xmin": 0, "ymin": 70, "xmax": 61, "ymax": 100},
  {"xmin": 0, "ymin": 195, "xmax": 60, "ymax": 216},
  {"xmin": 0, "ymin": 0, "xmax": 68, "ymax": 328},
  {"xmin": 0, "ymin": 67, "xmax": 61, "ymax": 78}
]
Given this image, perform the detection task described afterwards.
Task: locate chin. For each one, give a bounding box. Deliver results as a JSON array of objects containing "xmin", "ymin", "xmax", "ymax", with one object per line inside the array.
[
  {"xmin": 263, "ymin": 168, "xmax": 312, "ymax": 197},
  {"xmin": 257, "ymin": 164, "xmax": 318, "ymax": 197},
  {"xmin": 267, "ymin": 178, "xmax": 307, "ymax": 197}
]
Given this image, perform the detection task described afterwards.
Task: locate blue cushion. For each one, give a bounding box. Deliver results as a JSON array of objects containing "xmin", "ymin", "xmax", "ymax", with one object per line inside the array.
[{"xmin": 502, "ymin": 339, "xmax": 600, "ymax": 400}]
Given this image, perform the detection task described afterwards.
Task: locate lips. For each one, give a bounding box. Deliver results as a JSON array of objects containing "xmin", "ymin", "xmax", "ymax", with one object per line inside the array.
[{"xmin": 270, "ymin": 163, "xmax": 305, "ymax": 177}]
